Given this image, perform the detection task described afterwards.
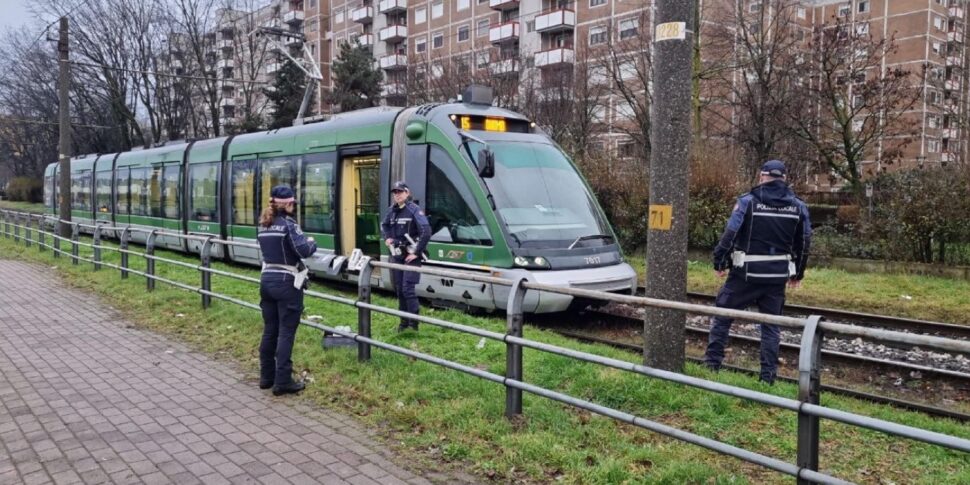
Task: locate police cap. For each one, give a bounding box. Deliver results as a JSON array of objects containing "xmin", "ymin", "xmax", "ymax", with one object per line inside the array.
[
  {"xmin": 760, "ymin": 160, "xmax": 786, "ymax": 178},
  {"xmin": 270, "ymin": 185, "xmax": 296, "ymax": 201},
  {"xmin": 391, "ymin": 181, "xmax": 410, "ymax": 193}
]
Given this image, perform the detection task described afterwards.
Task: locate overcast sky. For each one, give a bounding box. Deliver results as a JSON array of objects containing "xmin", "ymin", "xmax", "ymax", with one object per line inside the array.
[{"xmin": 0, "ymin": 0, "xmax": 38, "ymax": 34}]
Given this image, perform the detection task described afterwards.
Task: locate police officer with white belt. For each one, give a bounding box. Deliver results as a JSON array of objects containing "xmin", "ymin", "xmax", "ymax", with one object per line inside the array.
[
  {"xmin": 703, "ymin": 160, "xmax": 812, "ymax": 384},
  {"xmin": 380, "ymin": 181, "xmax": 431, "ymax": 332},
  {"xmin": 257, "ymin": 185, "xmax": 317, "ymax": 395}
]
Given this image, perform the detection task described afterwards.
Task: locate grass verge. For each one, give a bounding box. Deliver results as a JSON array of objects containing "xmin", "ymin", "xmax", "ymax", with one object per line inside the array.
[
  {"xmin": 0, "ymin": 200, "xmax": 46, "ymax": 213},
  {"xmin": 627, "ymin": 254, "xmax": 970, "ymax": 325},
  {"xmin": 1, "ymin": 233, "xmax": 968, "ymax": 484}
]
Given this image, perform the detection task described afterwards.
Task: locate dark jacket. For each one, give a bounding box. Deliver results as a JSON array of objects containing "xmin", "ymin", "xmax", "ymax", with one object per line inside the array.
[
  {"xmin": 258, "ymin": 213, "xmax": 318, "ymax": 268},
  {"xmin": 381, "ymin": 201, "xmax": 431, "ymax": 257},
  {"xmin": 713, "ymin": 179, "xmax": 812, "ymax": 284}
]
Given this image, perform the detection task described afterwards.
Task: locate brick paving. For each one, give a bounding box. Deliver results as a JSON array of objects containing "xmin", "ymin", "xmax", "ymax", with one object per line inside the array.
[{"xmin": 0, "ymin": 259, "xmax": 475, "ymax": 485}]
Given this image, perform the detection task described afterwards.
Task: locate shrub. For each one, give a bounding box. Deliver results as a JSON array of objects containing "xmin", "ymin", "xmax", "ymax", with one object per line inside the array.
[{"xmin": 6, "ymin": 177, "xmax": 43, "ymax": 202}]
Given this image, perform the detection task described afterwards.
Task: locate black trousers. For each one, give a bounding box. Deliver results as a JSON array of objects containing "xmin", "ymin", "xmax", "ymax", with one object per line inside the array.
[
  {"xmin": 259, "ymin": 274, "xmax": 303, "ymax": 386},
  {"xmin": 391, "ymin": 255, "xmax": 421, "ymax": 328}
]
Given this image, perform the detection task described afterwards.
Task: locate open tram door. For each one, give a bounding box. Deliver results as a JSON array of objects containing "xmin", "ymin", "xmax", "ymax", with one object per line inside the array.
[{"xmin": 337, "ymin": 146, "xmax": 382, "ymax": 258}]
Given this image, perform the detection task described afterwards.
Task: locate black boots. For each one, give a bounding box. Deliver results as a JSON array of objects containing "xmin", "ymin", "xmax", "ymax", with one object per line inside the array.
[
  {"xmin": 259, "ymin": 380, "xmax": 274, "ymax": 390},
  {"xmin": 272, "ymin": 381, "xmax": 305, "ymax": 396}
]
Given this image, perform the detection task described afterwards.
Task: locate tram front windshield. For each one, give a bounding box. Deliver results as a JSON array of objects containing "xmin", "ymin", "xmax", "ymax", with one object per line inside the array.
[{"xmin": 471, "ymin": 140, "xmax": 612, "ymax": 249}]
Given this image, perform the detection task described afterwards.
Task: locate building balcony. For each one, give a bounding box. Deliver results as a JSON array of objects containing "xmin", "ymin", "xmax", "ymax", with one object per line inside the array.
[
  {"xmin": 948, "ymin": 55, "xmax": 963, "ymax": 67},
  {"xmin": 489, "ymin": 0, "xmax": 519, "ymax": 10},
  {"xmin": 218, "ymin": 116, "xmax": 234, "ymax": 127},
  {"xmin": 946, "ymin": 78, "xmax": 962, "ymax": 90},
  {"xmin": 216, "ymin": 58, "xmax": 234, "ymax": 69},
  {"xmin": 951, "ymin": 7, "xmax": 965, "ymax": 19},
  {"xmin": 949, "ymin": 31, "xmax": 963, "ymax": 43},
  {"xmin": 379, "ymin": 25, "xmax": 407, "ymax": 42},
  {"xmin": 219, "ymin": 24, "xmax": 234, "ymax": 35},
  {"xmin": 284, "ymin": 10, "xmax": 305, "ymax": 25},
  {"xmin": 381, "ymin": 83, "xmax": 406, "ymax": 97},
  {"xmin": 285, "ymin": 36, "xmax": 303, "ymax": 48},
  {"xmin": 220, "ymin": 97, "xmax": 236, "ymax": 107},
  {"xmin": 352, "ymin": 6, "xmax": 374, "ymax": 23},
  {"xmin": 489, "ymin": 21, "xmax": 520, "ymax": 44},
  {"xmin": 268, "ymin": 43, "xmax": 282, "ymax": 53},
  {"xmin": 535, "ymin": 9, "xmax": 576, "ymax": 33},
  {"xmin": 379, "ymin": 54, "xmax": 407, "ymax": 70},
  {"xmin": 219, "ymin": 39, "xmax": 233, "ymax": 50},
  {"xmin": 355, "ymin": 33, "xmax": 374, "ymax": 47},
  {"xmin": 378, "ymin": 0, "xmax": 407, "ymax": 14},
  {"xmin": 266, "ymin": 62, "xmax": 281, "ymax": 74},
  {"xmin": 489, "ymin": 58, "xmax": 519, "ymax": 76},
  {"xmin": 534, "ymin": 47, "xmax": 574, "ymax": 68},
  {"xmin": 943, "ymin": 128, "xmax": 958, "ymax": 139},
  {"xmin": 942, "ymin": 152, "xmax": 955, "ymax": 163}
]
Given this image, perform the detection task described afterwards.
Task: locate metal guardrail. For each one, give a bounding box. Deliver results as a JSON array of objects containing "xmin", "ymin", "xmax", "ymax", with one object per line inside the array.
[{"xmin": 2, "ymin": 209, "xmax": 969, "ymax": 484}]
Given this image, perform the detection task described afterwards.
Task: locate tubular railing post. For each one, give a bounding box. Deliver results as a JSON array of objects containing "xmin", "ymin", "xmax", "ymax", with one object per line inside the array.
[
  {"xmin": 37, "ymin": 216, "xmax": 45, "ymax": 252},
  {"xmin": 24, "ymin": 214, "xmax": 32, "ymax": 248},
  {"xmin": 145, "ymin": 230, "xmax": 158, "ymax": 291},
  {"xmin": 505, "ymin": 278, "xmax": 528, "ymax": 417},
  {"xmin": 119, "ymin": 227, "xmax": 131, "ymax": 279},
  {"xmin": 92, "ymin": 225, "xmax": 102, "ymax": 270},
  {"xmin": 70, "ymin": 223, "xmax": 80, "ymax": 265},
  {"xmin": 797, "ymin": 315, "xmax": 825, "ymax": 484},
  {"xmin": 13, "ymin": 212, "xmax": 21, "ymax": 242},
  {"xmin": 201, "ymin": 236, "xmax": 214, "ymax": 309},
  {"xmin": 1, "ymin": 211, "xmax": 6, "ymax": 238},
  {"xmin": 53, "ymin": 219, "xmax": 61, "ymax": 258},
  {"xmin": 357, "ymin": 263, "xmax": 374, "ymax": 362}
]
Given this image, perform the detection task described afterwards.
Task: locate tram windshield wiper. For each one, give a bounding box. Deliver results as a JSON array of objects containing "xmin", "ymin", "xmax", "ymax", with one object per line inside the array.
[{"xmin": 567, "ymin": 234, "xmax": 614, "ymax": 250}]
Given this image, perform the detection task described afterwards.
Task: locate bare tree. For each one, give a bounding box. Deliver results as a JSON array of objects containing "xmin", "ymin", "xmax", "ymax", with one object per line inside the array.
[
  {"xmin": 703, "ymin": 0, "xmax": 813, "ymax": 181},
  {"xmin": 791, "ymin": 18, "xmax": 925, "ymax": 192},
  {"xmin": 170, "ymin": 0, "xmax": 223, "ymax": 138}
]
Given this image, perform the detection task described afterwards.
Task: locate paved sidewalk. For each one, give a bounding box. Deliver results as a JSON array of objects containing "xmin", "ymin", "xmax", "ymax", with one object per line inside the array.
[{"xmin": 0, "ymin": 259, "xmax": 469, "ymax": 485}]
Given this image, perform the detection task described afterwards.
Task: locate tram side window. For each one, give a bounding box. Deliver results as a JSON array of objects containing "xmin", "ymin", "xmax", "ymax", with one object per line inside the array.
[
  {"xmin": 44, "ymin": 176, "xmax": 53, "ymax": 207},
  {"xmin": 303, "ymin": 161, "xmax": 334, "ymax": 234},
  {"xmin": 71, "ymin": 172, "xmax": 92, "ymax": 212},
  {"xmin": 190, "ymin": 163, "xmax": 219, "ymax": 222},
  {"xmin": 260, "ymin": 157, "xmax": 297, "ymax": 217},
  {"xmin": 96, "ymin": 171, "xmax": 112, "ymax": 213},
  {"xmin": 147, "ymin": 167, "xmax": 163, "ymax": 217},
  {"xmin": 130, "ymin": 168, "xmax": 150, "ymax": 216},
  {"xmin": 232, "ymin": 160, "xmax": 257, "ymax": 225},
  {"xmin": 426, "ymin": 146, "xmax": 492, "ymax": 245},
  {"xmin": 162, "ymin": 165, "xmax": 180, "ymax": 219},
  {"xmin": 116, "ymin": 168, "xmax": 130, "ymax": 214}
]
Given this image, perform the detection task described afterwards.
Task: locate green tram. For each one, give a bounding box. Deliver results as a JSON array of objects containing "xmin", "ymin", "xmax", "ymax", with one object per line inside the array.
[{"xmin": 44, "ymin": 90, "xmax": 637, "ymax": 313}]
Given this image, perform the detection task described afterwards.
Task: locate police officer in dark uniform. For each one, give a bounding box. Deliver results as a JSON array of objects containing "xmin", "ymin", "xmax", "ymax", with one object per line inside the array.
[
  {"xmin": 257, "ymin": 185, "xmax": 318, "ymax": 395},
  {"xmin": 381, "ymin": 181, "xmax": 431, "ymax": 332},
  {"xmin": 703, "ymin": 160, "xmax": 812, "ymax": 384}
]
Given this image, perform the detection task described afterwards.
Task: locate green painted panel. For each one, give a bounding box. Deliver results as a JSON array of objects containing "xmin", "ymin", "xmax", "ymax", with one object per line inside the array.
[
  {"xmin": 229, "ymin": 131, "xmax": 293, "ymax": 159},
  {"xmin": 187, "ymin": 137, "xmax": 229, "ymax": 164},
  {"xmin": 187, "ymin": 221, "xmax": 220, "ymax": 234},
  {"xmin": 230, "ymin": 225, "xmax": 258, "ymax": 239}
]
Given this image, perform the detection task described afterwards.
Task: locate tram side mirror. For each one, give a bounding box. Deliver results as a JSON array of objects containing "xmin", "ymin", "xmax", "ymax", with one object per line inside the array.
[{"xmin": 477, "ymin": 149, "xmax": 495, "ymax": 178}]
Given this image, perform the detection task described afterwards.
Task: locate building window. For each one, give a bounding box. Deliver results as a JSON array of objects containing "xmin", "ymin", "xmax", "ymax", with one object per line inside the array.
[
  {"xmin": 933, "ymin": 41, "xmax": 943, "ymax": 54},
  {"xmin": 852, "ymin": 95, "xmax": 864, "ymax": 109},
  {"xmin": 335, "ymin": 9, "xmax": 344, "ymax": 23},
  {"xmin": 416, "ymin": 37, "xmax": 427, "ymax": 53},
  {"xmin": 432, "ymin": 1, "xmax": 444, "ymax": 19},
  {"xmin": 433, "ymin": 32, "xmax": 444, "ymax": 49},
  {"xmin": 415, "ymin": 7, "xmax": 426, "ymax": 24},
  {"xmin": 855, "ymin": 23, "xmax": 869, "ymax": 35},
  {"xmin": 590, "ymin": 0, "xmax": 607, "ymax": 7},
  {"xmin": 797, "ymin": 7, "xmax": 806, "ymax": 19},
  {"xmin": 929, "ymin": 115, "xmax": 940, "ymax": 129},
  {"xmin": 837, "ymin": 4, "xmax": 850, "ymax": 17},
  {"xmin": 617, "ymin": 140, "xmax": 636, "ymax": 158},
  {"xmin": 619, "ymin": 18, "xmax": 637, "ymax": 39},
  {"xmin": 857, "ymin": 1, "xmax": 869, "ymax": 13},
  {"xmin": 477, "ymin": 19, "xmax": 490, "ymax": 37},
  {"xmin": 928, "ymin": 139, "xmax": 941, "ymax": 153},
  {"xmin": 476, "ymin": 51, "xmax": 489, "ymax": 68},
  {"xmin": 458, "ymin": 25, "xmax": 470, "ymax": 42},
  {"xmin": 458, "ymin": 0, "xmax": 470, "ymax": 10},
  {"xmin": 749, "ymin": 3, "xmax": 761, "ymax": 13},
  {"xmin": 929, "ymin": 90, "xmax": 942, "ymax": 105},
  {"xmin": 589, "ymin": 26, "xmax": 606, "ymax": 45},
  {"xmin": 934, "ymin": 15, "xmax": 945, "ymax": 31},
  {"xmin": 526, "ymin": 20, "xmax": 535, "ymax": 33}
]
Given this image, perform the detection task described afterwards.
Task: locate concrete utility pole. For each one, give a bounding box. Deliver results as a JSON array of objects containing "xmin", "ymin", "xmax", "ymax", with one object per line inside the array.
[
  {"xmin": 643, "ymin": 1, "xmax": 694, "ymax": 371},
  {"xmin": 57, "ymin": 16, "xmax": 72, "ymax": 238}
]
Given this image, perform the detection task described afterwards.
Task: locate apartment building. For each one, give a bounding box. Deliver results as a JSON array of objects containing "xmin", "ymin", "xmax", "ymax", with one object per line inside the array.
[{"xmin": 807, "ymin": 0, "xmax": 969, "ymax": 173}]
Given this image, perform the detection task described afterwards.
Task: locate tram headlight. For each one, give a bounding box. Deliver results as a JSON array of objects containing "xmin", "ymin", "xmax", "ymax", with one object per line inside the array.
[
  {"xmin": 514, "ymin": 256, "xmax": 529, "ymax": 267},
  {"xmin": 533, "ymin": 257, "xmax": 548, "ymax": 268}
]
